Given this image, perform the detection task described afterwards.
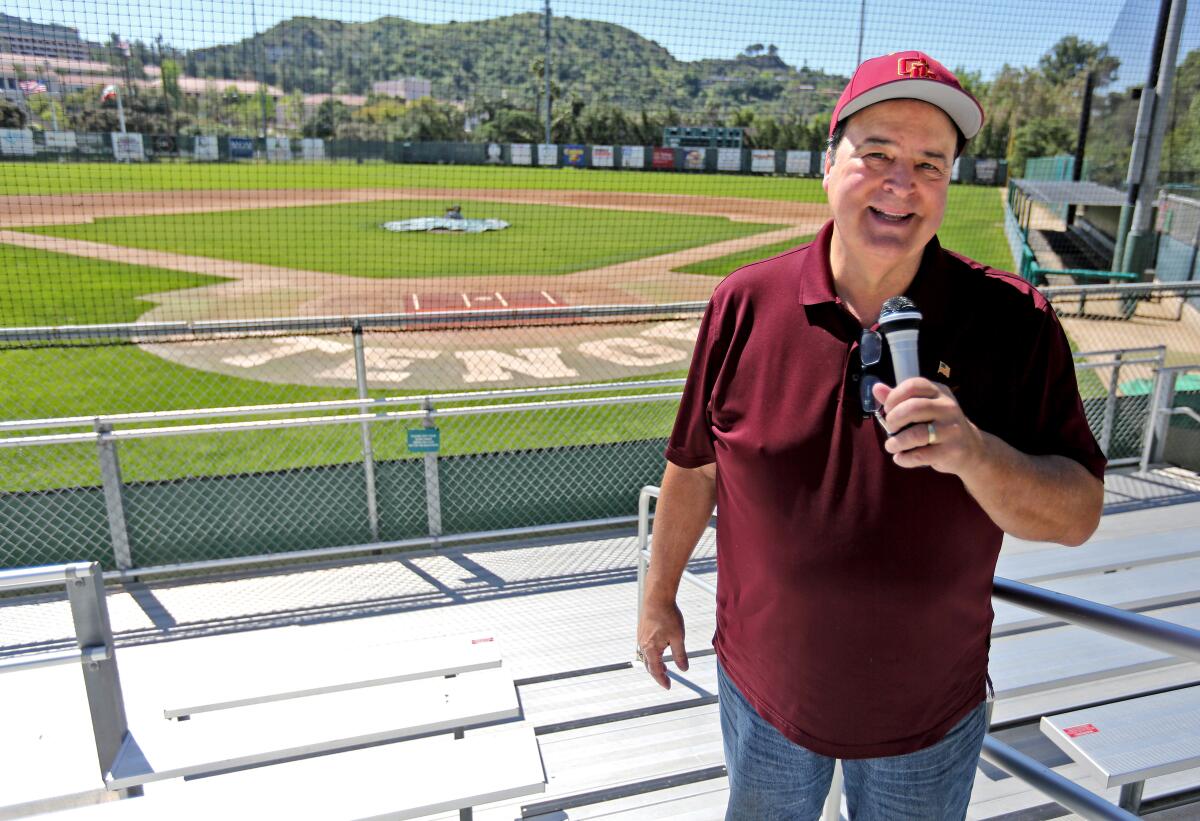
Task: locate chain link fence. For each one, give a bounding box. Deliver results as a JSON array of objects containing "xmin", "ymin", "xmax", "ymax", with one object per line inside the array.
[{"xmin": 3, "ymin": 286, "xmax": 1199, "ymax": 574}]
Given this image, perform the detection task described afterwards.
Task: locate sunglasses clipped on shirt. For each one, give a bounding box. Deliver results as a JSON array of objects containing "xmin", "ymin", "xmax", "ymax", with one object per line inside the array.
[{"xmin": 858, "ymin": 329, "xmax": 893, "ymax": 434}]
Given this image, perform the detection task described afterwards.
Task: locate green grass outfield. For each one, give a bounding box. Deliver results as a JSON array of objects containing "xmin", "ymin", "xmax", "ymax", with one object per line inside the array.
[
  {"xmin": 27, "ymin": 200, "xmax": 782, "ymax": 279},
  {"xmin": 0, "ymin": 162, "xmax": 1016, "ymax": 493}
]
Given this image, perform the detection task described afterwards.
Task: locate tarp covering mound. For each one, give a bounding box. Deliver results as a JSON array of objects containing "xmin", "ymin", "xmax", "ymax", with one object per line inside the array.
[{"xmin": 382, "ymin": 217, "xmax": 510, "ymax": 233}]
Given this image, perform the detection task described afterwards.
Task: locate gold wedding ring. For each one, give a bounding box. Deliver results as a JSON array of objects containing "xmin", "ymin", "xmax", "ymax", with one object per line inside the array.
[{"xmin": 927, "ymin": 422, "xmax": 938, "ymax": 446}]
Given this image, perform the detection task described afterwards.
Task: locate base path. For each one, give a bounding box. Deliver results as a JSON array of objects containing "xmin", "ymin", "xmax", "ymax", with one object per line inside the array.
[
  {"xmin": 0, "ymin": 187, "xmax": 828, "ymax": 321},
  {"xmin": 0, "ymin": 187, "xmax": 828, "ymax": 388}
]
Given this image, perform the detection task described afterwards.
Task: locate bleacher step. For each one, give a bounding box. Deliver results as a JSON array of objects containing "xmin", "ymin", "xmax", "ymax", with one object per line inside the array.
[
  {"xmin": 108, "ymin": 667, "xmax": 519, "ymax": 789},
  {"xmin": 45, "ymin": 725, "xmax": 545, "ymax": 820},
  {"xmin": 160, "ymin": 632, "xmax": 502, "ymax": 719}
]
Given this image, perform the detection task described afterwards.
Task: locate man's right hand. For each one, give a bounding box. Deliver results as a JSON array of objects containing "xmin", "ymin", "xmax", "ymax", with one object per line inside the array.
[{"xmin": 637, "ymin": 596, "xmax": 690, "ymax": 689}]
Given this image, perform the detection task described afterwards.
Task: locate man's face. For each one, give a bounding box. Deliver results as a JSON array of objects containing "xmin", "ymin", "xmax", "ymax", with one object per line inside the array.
[{"xmin": 822, "ymin": 99, "xmax": 957, "ymax": 270}]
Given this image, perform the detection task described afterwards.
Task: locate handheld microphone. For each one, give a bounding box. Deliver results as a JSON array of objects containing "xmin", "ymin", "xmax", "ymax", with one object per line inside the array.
[{"xmin": 878, "ymin": 296, "xmax": 922, "ymax": 384}]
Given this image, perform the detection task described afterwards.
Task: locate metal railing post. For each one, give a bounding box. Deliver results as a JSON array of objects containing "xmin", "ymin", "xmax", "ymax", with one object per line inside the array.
[
  {"xmin": 1140, "ymin": 368, "xmax": 1177, "ymax": 472},
  {"xmin": 65, "ymin": 562, "xmax": 129, "ymax": 782},
  {"xmin": 1100, "ymin": 350, "xmax": 1122, "ymax": 456},
  {"xmin": 635, "ymin": 486, "xmax": 656, "ymax": 660},
  {"xmin": 352, "ymin": 324, "xmax": 381, "ymax": 542},
  {"xmin": 95, "ymin": 421, "xmax": 133, "ymax": 571},
  {"xmin": 423, "ymin": 398, "xmax": 443, "ymax": 539}
]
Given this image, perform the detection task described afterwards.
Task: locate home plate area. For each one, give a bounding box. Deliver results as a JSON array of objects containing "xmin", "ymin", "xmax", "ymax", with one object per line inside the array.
[{"xmin": 409, "ymin": 290, "xmax": 563, "ymax": 311}]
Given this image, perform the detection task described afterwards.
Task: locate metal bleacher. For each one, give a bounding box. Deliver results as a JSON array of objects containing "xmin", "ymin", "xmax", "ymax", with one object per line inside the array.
[{"xmin": 2, "ymin": 473, "xmax": 1200, "ymax": 819}]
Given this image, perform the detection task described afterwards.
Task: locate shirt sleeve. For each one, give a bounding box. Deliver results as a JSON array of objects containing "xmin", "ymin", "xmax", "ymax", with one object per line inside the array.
[
  {"xmin": 1014, "ymin": 303, "xmax": 1107, "ymax": 479},
  {"xmin": 664, "ymin": 288, "xmax": 731, "ymax": 469}
]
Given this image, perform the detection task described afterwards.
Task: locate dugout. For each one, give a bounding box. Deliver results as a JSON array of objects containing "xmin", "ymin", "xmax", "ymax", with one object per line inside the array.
[{"xmin": 1006, "ymin": 178, "xmax": 1148, "ymax": 285}]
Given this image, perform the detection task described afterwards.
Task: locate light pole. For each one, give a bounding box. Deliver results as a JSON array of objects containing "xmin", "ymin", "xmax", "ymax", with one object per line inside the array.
[{"xmin": 543, "ymin": 0, "xmax": 552, "ymax": 146}]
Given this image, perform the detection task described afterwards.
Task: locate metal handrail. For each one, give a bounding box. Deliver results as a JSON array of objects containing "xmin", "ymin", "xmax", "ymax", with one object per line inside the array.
[
  {"xmin": 0, "ymin": 301, "xmax": 709, "ymax": 343},
  {"xmin": 992, "ymin": 577, "xmax": 1200, "ymax": 663},
  {"xmin": 0, "ymin": 561, "xmax": 95, "ymax": 589},
  {"xmin": 0, "ymin": 391, "xmax": 684, "ymax": 448},
  {"xmin": 0, "ymin": 378, "xmax": 687, "ymax": 434},
  {"xmin": 1042, "ymin": 280, "xmax": 1200, "ymax": 299},
  {"xmin": 981, "ymin": 737, "xmax": 1136, "ymax": 820}
]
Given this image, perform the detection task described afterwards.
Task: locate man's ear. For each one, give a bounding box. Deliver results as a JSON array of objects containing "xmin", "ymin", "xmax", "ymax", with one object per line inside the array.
[{"xmin": 822, "ymin": 150, "xmax": 832, "ymax": 190}]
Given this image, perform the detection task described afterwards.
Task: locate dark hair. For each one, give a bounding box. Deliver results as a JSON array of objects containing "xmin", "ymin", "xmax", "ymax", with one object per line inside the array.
[{"xmin": 826, "ymin": 112, "xmax": 968, "ymax": 165}]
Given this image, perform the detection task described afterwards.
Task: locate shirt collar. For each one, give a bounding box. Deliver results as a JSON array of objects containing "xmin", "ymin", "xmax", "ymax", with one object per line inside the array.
[{"xmin": 796, "ymin": 219, "xmax": 948, "ymax": 314}]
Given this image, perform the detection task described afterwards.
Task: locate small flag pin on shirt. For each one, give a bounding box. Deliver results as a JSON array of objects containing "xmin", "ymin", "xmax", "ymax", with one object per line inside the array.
[{"xmin": 938, "ymin": 361, "xmax": 951, "ymax": 378}]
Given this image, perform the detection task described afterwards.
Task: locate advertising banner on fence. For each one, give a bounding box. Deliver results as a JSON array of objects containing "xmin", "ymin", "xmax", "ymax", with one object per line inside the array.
[
  {"xmin": 717, "ymin": 147, "xmax": 742, "ymax": 172},
  {"xmin": 591, "ymin": 145, "xmax": 614, "ymax": 167},
  {"xmin": 786, "ymin": 150, "xmax": 812, "ymax": 175},
  {"xmin": 43, "ymin": 131, "xmax": 77, "ymax": 152},
  {"xmin": 951, "ymin": 157, "xmax": 961, "ymax": 182},
  {"xmin": 684, "ymin": 149, "xmax": 705, "ymax": 171},
  {"xmin": 266, "ymin": 137, "xmax": 291, "ymax": 162},
  {"xmin": 0, "ymin": 129, "xmax": 35, "ymax": 156},
  {"xmin": 751, "ymin": 149, "xmax": 775, "ymax": 173},
  {"xmin": 111, "ymin": 132, "xmax": 145, "ymax": 162},
  {"xmin": 152, "ymin": 135, "xmax": 177, "ymax": 155},
  {"xmin": 194, "ymin": 135, "xmax": 219, "ymax": 160},
  {"xmin": 301, "ymin": 138, "xmax": 325, "ymax": 160},
  {"xmin": 486, "ymin": 142, "xmax": 502, "ymax": 163},
  {"xmin": 76, "ymin": 133, "xmax": 106, "ymax": 155},
  {"xmin": 229, "ymin": 136, "xmax": 254, "ymax": 159},
  {"xmin": 510, "ymin": 143, "xmax": 532, "ymax": 165},
  {"xmin": 563, "ymin": 144, "xmax": 585, "ymax": 167},
  {"xmin": 621, "ymin": 145, "xmax": 644, "ymax": 169},
  {"xmin": 537, "ymin": 143, "xmax": 558, "ymax": 165},
  {"xmin": 975, "ymin": 159, "xmax": 999, "ymax": 185},
  {"xmin": 652, "ymin": 147, "xmax": 674, "ymax": 169}
]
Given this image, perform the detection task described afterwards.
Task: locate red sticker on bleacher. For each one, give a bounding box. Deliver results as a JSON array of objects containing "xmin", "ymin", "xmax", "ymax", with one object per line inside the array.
[
  {"xmin": 1063, "ymin": 724, "xmax": 1100, "ymax": 738},
  {"xmin": 471, "ymin": 637, "xmax": 494, "ymax": 644}
]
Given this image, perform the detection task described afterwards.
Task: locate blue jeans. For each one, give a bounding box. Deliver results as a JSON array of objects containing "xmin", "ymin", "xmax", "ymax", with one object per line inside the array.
[{"xmin": 718, "ymin": 662, "xmax": 987, "ymax": 820}]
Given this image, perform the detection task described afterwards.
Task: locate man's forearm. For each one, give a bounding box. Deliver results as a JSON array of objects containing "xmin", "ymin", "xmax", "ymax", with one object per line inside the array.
[
  {"xmin": 960, "ymin": 431, "xmax": 1103, "ymax": 546},
  {"xmin": 644, "ymin": 461, "xmax": 718, "ymax": 602}
]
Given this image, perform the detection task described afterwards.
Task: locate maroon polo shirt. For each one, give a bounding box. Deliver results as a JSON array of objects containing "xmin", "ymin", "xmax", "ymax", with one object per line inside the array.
[{"xmin": 666, "ymin": 220, "xmax": 1105, "ymax": 759}]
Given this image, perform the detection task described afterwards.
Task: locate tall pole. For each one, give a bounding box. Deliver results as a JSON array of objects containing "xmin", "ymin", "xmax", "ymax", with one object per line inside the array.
[
  {"xmin": 250, "ymin": 0, "xmax": 269, "ymax": 141},
  {"xmin": 1113, "ymin": 0, "xmax": 1173, "ymax": 271},
  {"xmin": 1120, "ymin": 0, "xmax": 1186, "ymax": 276},
  {"xmin": 543, "ymin": 0, "xmax": 552, "ymax": 146},
  {"xmin": 856, "ymin": 0, "xmax": 866, "ymax": 66},
  {"xmin": 1066, "ymin": 71, "xmax": 1094, "ymax": 226},
  {"xmin": 116, "ymin": 87, "xmax": 126, "ymax": 134}
]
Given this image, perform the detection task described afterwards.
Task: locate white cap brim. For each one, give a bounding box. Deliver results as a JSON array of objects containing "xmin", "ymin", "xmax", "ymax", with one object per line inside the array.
[{"xmin": 838, "ymin": 78, "xmax": 983, "ymax": 140}]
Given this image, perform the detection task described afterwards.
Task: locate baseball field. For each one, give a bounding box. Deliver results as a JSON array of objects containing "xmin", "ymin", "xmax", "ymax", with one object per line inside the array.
[{"xmin": 0, "ymin": 161, "xmax": 1014, "ymax": 491}]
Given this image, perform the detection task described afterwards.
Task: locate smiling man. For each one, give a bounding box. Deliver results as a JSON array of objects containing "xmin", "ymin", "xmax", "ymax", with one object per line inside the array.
[{"xmin": 637, "ymin": 52, "xmax": 1105, "ymax": 819}]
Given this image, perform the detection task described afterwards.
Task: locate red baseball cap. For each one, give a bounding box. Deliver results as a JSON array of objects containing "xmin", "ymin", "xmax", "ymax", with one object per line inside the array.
[{"xmin": 829, "ymin": 51, "xmax": 984, "ymax": 140}]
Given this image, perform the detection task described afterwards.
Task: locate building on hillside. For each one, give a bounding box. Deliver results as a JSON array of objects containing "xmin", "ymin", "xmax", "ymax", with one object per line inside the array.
[
  {"xmin": 371, "ymin": 77, "xmax": 431, "ymax": 101},
  {"xmin": 0, "ymin": 14, "xmax": 91, "ymax": 61}
]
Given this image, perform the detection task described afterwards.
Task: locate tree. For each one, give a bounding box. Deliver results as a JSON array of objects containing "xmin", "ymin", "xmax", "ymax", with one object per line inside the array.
[
  {"xmin": 0, "ymin": 99, "xmax": 26, "ymax": 128},
  {"xmin": 303, "ymin": 97, "xmax": 350, "ymax": 138},
  {"xmin": 1038, "ymin": 36, "xmax": 1118, "ymax": 87},
  {"xmin": 161, "ymin": 59, "xmax": 183, "ymax": 107}
]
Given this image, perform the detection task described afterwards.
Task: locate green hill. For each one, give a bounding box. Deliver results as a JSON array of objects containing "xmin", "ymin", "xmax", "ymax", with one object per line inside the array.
[{"xmin": 184, "ymin": 14, "xmax": 846, "ymax": 118}]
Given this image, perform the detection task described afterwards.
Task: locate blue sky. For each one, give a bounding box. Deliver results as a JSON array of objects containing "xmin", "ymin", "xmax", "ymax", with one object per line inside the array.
[{"xmin": 7, "ymin": 0, "xmax": 1186, "ymax": 83}]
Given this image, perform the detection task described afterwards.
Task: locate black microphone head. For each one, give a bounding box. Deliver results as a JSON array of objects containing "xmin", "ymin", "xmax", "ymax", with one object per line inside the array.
[{"xmin": 878, "ymin": 296, "xmax": 922, "ymax": 332}]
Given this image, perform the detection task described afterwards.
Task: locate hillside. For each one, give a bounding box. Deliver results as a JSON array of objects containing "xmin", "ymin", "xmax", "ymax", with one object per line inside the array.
[{"xmin": 184, "ymin": 13, "xmax": 846, "ymax": 117}]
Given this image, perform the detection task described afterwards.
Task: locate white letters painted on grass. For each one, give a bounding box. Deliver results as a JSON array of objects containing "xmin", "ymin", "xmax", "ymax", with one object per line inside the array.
[
  {"xmin": 454, "ymin": 348, "xmax": 578, "ymax": 382},
  {"xmin": 577, "ymin": 338, "xmax": 689, "ymax": 367},
  {"xmin": 318, "ymin": 349, "xmax": 440, "ymax": 384}
]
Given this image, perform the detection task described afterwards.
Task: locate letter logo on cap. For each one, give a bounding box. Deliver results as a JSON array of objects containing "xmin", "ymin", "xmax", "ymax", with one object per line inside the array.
[{"xmin": 898, "ymin": 57, "xmax": 937, "ymax": 80}]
